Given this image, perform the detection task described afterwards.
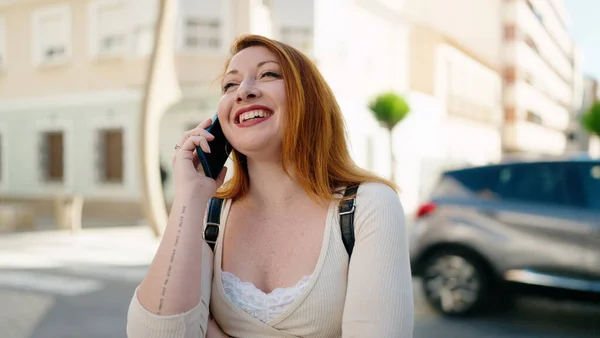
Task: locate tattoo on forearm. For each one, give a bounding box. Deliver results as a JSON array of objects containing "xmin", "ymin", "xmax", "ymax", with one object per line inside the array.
[{"xmin": 157, "ymin": 205, "xmax": 187, "ymax": 314}]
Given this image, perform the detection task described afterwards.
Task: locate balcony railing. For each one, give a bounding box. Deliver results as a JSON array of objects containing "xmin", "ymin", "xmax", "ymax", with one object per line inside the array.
[
  {"xmin": 520, "ymin": 1, "xmax": 573, "ymax": 82},
  {"xmin": 525, "ymin": 0, "xmax": 573, "ymax": 63},
  {"xmin": 516, "ymin": 40, "xmax": 572, "ymax": 105}
]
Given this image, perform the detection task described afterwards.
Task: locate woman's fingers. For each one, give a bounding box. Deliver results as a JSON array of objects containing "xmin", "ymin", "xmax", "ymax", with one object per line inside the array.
[
  {"xmin": 172, "ymin": 117, "xmax": 216, "ymax": 168},
  {"xmin": 178, "ymin": 128, "xmax": 214, "ymax": 148},
  {"xmin": 180, "ymin": 136, "xmax": 211, "ymax": 158},
  {"xmin": 197, "ymin": 117, "xmax": 214, "ymax": 130}
]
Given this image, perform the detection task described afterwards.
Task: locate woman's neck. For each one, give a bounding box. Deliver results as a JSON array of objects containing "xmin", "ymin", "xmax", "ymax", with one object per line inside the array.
[{"xmin": 244, "ymin": 158, "xmax": 306, "ymax": 209}]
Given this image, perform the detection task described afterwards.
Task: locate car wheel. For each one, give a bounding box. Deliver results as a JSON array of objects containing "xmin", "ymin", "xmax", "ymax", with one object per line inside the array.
[{"xmin": 421, "ymin": 250, "xmax": 490, "ymax": 316}]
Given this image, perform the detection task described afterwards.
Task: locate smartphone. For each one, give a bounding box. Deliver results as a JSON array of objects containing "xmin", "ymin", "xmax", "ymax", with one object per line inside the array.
[{"xmin": 196, "ymin": 114, "xmax": 232, "ymax": 180}]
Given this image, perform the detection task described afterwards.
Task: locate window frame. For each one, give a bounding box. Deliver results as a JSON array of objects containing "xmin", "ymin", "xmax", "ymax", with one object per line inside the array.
[
  {"xmin": 35, "ymin": 119, "xmax": 73, "ymax": 191},
  {"xmin": 91, "ymin": 117, "xmax": 129, "ymax": 191},
  {"xmin": 31, "ymin": 4, "xmax": 72, "ymax": 66},
  {"xmin": 181, "ymin": 16, "xmax": 222, "ymax": 51},
  {"xmin": 95, "ymin": 127, "xmax": 125, "ymax": 184},
  {"xmin": 87, "ymin": 0, "xmax": 127, "ymax": 59}
]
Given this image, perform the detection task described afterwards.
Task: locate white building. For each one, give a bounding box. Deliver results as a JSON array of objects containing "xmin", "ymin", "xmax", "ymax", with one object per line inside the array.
[
  {"xmin": 0, "ymin": 0, "xmax": 410, "ymax": 226},
  {"xmin": 394, "ymin": 22, "xmax": 504, "ymax": 214},
  {"xmin": 404, "ymin": 0, "xmax": 582, "ymax": 157}
]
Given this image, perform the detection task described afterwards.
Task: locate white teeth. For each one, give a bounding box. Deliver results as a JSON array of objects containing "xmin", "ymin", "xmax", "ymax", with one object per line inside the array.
[{"xmin": 238, "ymin": 109, "xmax": 273, "ymax": 123}]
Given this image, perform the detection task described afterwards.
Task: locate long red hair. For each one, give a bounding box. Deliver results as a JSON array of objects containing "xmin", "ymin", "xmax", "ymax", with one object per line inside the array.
[{"xmin": 215, "ymin": 35, "xmax": 396, "ymax": 202}]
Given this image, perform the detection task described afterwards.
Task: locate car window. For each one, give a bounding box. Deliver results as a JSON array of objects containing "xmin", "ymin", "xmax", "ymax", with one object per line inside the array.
[
  {"xmin": 577, "ymin": 163, "xmax": 600, "ymax": 210},
  {"xmin": 443, "ymin": 163, "xmax": 583, "ymax": 207},
  {"xmin": 442, "ymin": 167, "xmax": 500, "ymax": 197},
  {"xmin": 490, "ymin": 163, "xmax": 581, "ymax": 207}
]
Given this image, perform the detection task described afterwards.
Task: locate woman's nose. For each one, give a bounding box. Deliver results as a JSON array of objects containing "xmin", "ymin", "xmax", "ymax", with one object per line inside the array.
[{"xmin": 236, "ymin": 81, "xmax": 261, "ymax": 102}]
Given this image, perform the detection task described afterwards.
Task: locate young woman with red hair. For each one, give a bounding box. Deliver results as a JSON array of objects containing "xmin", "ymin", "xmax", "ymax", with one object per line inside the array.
[{"xmin": 127, "ymin": 35, "xmax": 414, "ymax": 338}]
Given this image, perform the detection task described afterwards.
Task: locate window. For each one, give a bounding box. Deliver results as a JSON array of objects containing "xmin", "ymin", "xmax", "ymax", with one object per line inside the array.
[
  {"xmin": 39, "ymin": 131, "xmax": 64, "ymax": 182},
  {"xmin": 444, "ymin": 56, "xmax": 498, "ymax": 125},
  {"xmin": 524, "ymin": 35, "xmax": 539, "ymax": 55},
  {"xmin": 0, "ymin": 17, "xmax": 5, "ymax": 67},
  {"xmin": 184, "ymin": 18, "xmax": 220, "ymax": 49},
  {"xmin": 447, "ymin": 163, "xmax": 581, "ymax": 207},
  {"xmin": 33, "ymin": 5, "xmax": 71, "ymax": 65},
  {"xmin": 96, "ymin": 128, "xmax": 124, "ymax": 183},
  {"xmin": 280, "ymin": 26, "xmax": 312, "ymax": 54},
  {"xmin": 578, "ymin": 163, "xmax": 600, "ymax": 210},
  {"xmin": 492, "ymin": 163, "xmax": 580, "ymax": 206},
  {"xmin": 526, "ymin": 110, "xmax": 543, "ymax": 124},
  {"xmin": 89, "ymin": 0, "xmax": 126, "ymax": 57}
]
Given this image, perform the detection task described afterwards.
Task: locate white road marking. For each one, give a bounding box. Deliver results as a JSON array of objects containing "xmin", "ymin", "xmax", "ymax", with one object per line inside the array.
[{"xmin": 0, "ymin": 271, "xmax": 103, "ymax": 296}]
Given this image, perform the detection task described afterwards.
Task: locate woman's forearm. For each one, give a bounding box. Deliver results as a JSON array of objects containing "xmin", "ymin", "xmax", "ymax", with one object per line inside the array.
[{"xmin": 137, "ymin": 194, "xmax": 209, "ymax": 315}]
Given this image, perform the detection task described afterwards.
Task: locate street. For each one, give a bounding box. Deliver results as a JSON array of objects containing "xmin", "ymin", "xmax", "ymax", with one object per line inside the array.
[{"xmin": 1, "ymin": 226, "xmax": 599, "ymax": 338}]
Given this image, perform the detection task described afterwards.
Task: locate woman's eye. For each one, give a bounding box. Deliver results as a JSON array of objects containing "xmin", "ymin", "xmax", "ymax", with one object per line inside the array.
[
  {"xmin": 223, "ymin": 82, "xmax": 236, "ymax": 92},
  {"xmin": 261, "ymin": 71, "xmax": 281, "ymax": 79}
]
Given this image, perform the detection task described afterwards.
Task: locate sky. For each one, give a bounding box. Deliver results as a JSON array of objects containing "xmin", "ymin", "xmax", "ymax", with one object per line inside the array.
[{"xmin": 564, "ymin": 0, "xmax": 600, "ymax": 80}]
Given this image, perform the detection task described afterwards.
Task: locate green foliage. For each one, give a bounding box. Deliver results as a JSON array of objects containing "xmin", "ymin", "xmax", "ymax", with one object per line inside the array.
[
  {"xmin": 581, "ymin": 101, "xmax": 600, "ymax": 137},
  {"xmin": 368, "ymin": 92, "xmax": 410, "ymax": 130}
]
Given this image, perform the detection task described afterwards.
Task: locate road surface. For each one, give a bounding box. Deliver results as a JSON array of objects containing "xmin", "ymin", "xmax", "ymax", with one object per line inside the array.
[{"xmin": 1, "ymin": 226, "xmax": 598, "ymax": 338}]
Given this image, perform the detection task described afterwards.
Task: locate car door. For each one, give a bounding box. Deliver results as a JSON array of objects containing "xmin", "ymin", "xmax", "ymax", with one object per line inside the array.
[
  {"xmin": 575, "ymin": 161, "xmax": 600, "ymax": 283},
  {"xmin": 482, "ymin": 161, "xmax": 592, "ymax": 283}
]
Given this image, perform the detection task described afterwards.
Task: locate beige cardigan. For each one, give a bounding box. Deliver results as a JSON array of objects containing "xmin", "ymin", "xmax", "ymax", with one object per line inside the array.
[{"xmin": 127, "ymin": 182, "xmax": 414, "ymax": 337}]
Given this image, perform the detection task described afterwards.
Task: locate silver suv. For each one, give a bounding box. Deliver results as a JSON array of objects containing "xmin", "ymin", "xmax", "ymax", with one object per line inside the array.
[{"xmin": 409, "ymin": 159, "xmax": 600, "ymax": 316}]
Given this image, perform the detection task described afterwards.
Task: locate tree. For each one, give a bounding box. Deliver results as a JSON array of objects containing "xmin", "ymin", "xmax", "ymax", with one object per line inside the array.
[
  {"xmin": 368, "ymin": 92, "xmax": 410, "ymax": 182},
  {"xmin": 139, "ymin": 0, "xmax": 181, "ymax": 237},
  {"xmin": 581, "ymin": 101, "xmax": 600, "ymax": 138}
]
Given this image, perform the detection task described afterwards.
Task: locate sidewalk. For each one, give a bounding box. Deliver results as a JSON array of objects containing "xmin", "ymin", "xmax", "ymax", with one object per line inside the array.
[{"xmin": 0, "ymin": 224, "xmax": 161, "ymax": 338}]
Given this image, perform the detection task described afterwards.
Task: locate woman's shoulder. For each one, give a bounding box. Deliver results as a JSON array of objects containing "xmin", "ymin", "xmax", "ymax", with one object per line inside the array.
[
  {"xmin": 356, "ymin": 181, "xmax": 400, "ymax": 205},
  {"xmin": 353, "ymin": 181, "xmax": 406, "ymax": 232}
]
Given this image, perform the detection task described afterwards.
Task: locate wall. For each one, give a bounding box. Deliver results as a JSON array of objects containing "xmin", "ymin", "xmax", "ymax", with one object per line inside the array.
[{"xmin": 403, "ymin": 0, "xmax": 503, "ymax": 71}]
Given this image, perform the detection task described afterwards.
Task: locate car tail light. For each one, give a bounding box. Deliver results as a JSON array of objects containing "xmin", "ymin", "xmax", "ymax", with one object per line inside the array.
[{"xmin": 416, "ymin": 202, "xmax": 436, "ymax": 219}]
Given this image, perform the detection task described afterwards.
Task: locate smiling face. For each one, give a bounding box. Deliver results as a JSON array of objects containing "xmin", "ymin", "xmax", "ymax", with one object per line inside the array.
[{"xmin": 217, "ymin": 46, "xmax": 287, "ymax": 161}]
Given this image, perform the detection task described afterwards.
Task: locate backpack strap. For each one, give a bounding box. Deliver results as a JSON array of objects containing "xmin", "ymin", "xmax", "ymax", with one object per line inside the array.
[
  {"xmin": 203, "ymin": 184, "xmax": 360, "ymax": 257},
  {"xmin": 203, "ymin": 197, "xmax": 223, "ymax": 252},
  {"xmin": 339, "ymin": 184, "xmax": 359, "ymax": 257}
]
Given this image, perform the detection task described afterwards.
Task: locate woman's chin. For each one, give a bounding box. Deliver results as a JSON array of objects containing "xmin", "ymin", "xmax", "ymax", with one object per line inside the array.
[{"xmin": 235, "ymin": 145, "xmax": 282, "ymax": 163}]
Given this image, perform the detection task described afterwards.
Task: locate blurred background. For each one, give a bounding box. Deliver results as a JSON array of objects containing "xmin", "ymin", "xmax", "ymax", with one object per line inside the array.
[{"xmin": 0, "ymin": 0, "xmax": 599, "ymax": 337}]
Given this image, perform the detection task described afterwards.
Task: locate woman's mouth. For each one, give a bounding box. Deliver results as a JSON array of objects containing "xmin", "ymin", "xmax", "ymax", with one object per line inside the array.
[{"xmin": 235, "ymin": 109, "xmax": 274, "ymax": 127}]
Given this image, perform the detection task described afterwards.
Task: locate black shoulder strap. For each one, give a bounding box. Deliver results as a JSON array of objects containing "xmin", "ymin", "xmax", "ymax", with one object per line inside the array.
[
  {"xmin": 204, "ymin": 197, "xmax": 223, "ymax": 252},
  {"xmin": 339, "ymin": 184, "xmax": 359, "ymax": 257},
  {"xmin": 203, "ymin": 185, "xmax": 359, "ymax": 257}
]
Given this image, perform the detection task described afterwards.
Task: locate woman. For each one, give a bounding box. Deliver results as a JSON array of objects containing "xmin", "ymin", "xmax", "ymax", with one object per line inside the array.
[{"xmin": 127, "ymin": 35, "xmax": 414, "ymax": 338}]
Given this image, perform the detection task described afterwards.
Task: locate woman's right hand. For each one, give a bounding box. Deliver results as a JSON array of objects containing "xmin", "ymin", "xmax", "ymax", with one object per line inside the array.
[{"xmin": 171, "ymin": 118, "xmax": 228, "ymax": 200}]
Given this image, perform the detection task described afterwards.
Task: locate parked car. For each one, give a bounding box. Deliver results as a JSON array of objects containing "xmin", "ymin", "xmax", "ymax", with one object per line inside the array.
[{"xmin": 409, "ymin": 158, "xmax": 600, "ymax": 316}]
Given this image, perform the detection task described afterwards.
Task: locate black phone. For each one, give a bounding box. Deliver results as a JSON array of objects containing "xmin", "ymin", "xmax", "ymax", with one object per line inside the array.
[{"xmin": 196, "ymin": 115, "xmax": 232, "ymax": 180}]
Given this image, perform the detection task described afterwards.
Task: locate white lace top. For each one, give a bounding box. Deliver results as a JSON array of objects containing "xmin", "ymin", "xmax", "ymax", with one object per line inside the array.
[{"xmin": 221, "ymin": 271, "xmax": 312, "ymax": 323}]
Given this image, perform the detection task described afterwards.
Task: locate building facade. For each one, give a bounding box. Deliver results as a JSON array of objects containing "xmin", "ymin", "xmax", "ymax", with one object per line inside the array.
[
  {"xmin": 0, "ymin": 0, "xmax": 409, "ymax": 225},
  {"xmin": 502, "ymin": 0, "xmax": 580, "ymax": 156},
  {"xmin": 393, "ymin": 24, "xmax": 504, "ymax": 214},
  {"xmin": 403, "ymin": 0, "xmax": 582, "ymax": 158}
]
